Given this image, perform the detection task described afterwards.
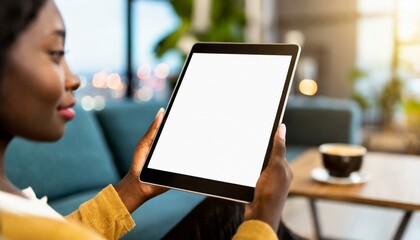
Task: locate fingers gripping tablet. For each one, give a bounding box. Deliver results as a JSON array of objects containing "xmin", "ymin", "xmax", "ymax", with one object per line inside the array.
[{"xmin": 140, "ymin": 43, "xmax": 300, "ymax": 203}]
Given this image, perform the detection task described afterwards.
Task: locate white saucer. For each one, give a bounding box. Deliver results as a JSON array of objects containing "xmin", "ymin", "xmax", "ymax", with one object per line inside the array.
[{"xmin": 311, "ymin": 168, "xmax": 370, "ymax": 185}]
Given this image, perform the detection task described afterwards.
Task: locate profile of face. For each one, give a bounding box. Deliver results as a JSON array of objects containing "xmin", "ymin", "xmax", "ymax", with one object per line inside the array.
[{"xmin": 0, "ymin": 0, "xmax": 79, "ymax": 141}]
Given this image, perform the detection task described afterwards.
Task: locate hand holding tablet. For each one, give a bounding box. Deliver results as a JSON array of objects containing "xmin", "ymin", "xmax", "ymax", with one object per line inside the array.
[
  {"xmin": 140, "ymin": 42, "xmax": 300, "ymax": 203},
  {"xmin": 244, "ymin": 123, "xmax": 292, "ymax": 232}
]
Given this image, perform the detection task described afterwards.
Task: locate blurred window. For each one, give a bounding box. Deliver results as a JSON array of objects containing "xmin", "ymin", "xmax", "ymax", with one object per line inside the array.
[
  {"xmin": 357, "ymin": 0, "xmax": 420, "ymax": 95},
  {"xmin": 55, "ymin": 0, "xmax": 126, "ymax": 74},
  {"xmin": 55, "ymin": 0, "xmax": 180, "ymax": 106},
  {"xmin": 132, "ymin": 0, "xmax": 182, "ymax": 74}
]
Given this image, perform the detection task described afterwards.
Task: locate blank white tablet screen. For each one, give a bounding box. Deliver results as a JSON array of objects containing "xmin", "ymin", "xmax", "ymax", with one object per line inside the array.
[{"xmin": 149, "ymin": 53, "xmax": 292, "ymax": 187}]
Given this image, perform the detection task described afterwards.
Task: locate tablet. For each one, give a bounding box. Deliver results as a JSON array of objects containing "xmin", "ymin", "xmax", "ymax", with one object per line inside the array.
[{"xmin": 140, "ymin": 42, "xmax": 300, "ymax": 203}]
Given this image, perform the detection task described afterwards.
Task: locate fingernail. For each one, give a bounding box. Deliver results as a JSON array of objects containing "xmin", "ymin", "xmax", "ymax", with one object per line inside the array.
[
  {"xmin": 155, "ymin": 108, "xmax": 164, "ymax": 118},
  {"xmin": 279, "ymin": 123, "xmax": 286, "ymax": 140}
]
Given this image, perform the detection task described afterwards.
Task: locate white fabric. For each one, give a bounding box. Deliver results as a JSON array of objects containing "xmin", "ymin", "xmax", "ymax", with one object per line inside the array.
[{"xmin": 0, "ymin": 187, "xmax": 64, "ymax": 221}]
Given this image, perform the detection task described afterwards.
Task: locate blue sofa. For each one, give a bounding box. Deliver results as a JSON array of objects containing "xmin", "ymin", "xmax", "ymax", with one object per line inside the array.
[
  {"xmin": 4, "ymin": 96, "xmax": 361, "ymax": 240},
  {"xmin": 283, "ymin": 96, "xmax": 361, "ymax": 160}
]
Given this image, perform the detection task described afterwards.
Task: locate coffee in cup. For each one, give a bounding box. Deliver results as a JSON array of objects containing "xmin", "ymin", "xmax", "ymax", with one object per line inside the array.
[{"xmin": 319, "ymin": 143, "xmax": 367, "ymax": 178}]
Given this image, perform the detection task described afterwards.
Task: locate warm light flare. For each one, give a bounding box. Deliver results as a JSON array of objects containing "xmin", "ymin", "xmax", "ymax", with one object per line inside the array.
[
  {"xmin": 92, "ymin": 71, "xmax": 108, "ymax": 88},
  {"xmin": 299, "ymin": 79, "xmax": 318, "ymax": 96},
  {"xmin": 106, "ymin": 73, "xmax": 122, "ymax": 90},
  {"xmin": 111, "ymin": 83, "xmax": 126, "ymax": 99},
  {"xmin": 154, "ymin": 63, "xmax": 170, "ymax": 79},
  {"xmin": 137, "ymin": 64, "xmax": 151, "ymax": 80},
  {"xmin": 135, "ymin": 87, "xmax": 153, "ymax": 102}
]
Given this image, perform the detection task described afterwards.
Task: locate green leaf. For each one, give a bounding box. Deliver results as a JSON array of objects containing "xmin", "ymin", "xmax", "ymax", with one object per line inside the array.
[
  {"xmin": 155, "ymin": 22, "xmax": 190, "ymax": 57},
  {"xmin": 155, "ymin": 0, "xmax": 246, "ymax": 61}
]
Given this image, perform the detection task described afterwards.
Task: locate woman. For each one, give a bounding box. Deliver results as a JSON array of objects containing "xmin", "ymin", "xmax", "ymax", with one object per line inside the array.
[{"xmin": 0, "ymin": 0, "xmax": 293, "ymax": 239}]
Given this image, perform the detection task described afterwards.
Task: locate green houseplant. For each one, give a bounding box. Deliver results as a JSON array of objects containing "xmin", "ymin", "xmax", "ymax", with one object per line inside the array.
[
  {"xmin": 349, "ymin": 67, "xmax": 403, "ymax": 128},
  {"xmin": 154, "ymin": 0, "xmax": 246, "ymax": 60}
]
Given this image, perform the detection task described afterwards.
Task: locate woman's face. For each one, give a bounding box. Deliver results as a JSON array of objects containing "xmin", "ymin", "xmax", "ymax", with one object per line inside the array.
[{"xmin": 0, "ymin": 0, "xmax": 79, "ymax": 141}]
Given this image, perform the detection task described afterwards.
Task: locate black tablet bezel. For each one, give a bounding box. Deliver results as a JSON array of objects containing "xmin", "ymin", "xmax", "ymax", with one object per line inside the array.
[{"xmin": 140, "ymin": 42, "xmax": 300, "ymax": 203}]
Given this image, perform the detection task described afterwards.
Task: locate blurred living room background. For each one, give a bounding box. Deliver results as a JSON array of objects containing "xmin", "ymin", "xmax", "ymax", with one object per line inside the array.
[
  {"xmin": 53, "ymin": 0, "xmax": 420, "ymax": 238},
  {"xmin": 55, "ymin": 0, "xmax": 420, "ymax": 154}
]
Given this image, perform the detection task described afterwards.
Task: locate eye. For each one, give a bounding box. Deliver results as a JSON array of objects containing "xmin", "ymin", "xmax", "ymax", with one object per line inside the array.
[{"xmin": 48, "ymin": 50, "xmax": 65, "ymax": 64}]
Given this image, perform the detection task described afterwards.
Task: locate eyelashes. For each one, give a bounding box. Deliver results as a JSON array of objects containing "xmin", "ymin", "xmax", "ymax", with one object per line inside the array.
[{"xmin": 48, "ymin": 50, "xmax": 66, "ymax": 63}]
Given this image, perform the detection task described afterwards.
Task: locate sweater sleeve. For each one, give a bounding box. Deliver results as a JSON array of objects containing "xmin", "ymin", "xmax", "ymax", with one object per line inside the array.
[
  {"xmin": 1, "ymin": 211, "xmax": 105, "ymax": 240},
  {"xmin": 65, "ymin": 185, "xmax": 135, "ymax": 240},
  {"xmin": 233, "ymin": 220, "xmax": 278, "ymax": 240}
]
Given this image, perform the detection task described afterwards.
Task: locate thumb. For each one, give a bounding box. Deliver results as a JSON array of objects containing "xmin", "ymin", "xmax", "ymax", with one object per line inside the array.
[
  {"xmin": 134, "ymin": 108, "xmax": 164, "ymax": 167},
  {"xmin": 267, "ymin": 124, "xmax": 287, "ymax": 167},
  {"xmin": 279, "ymin": 123, "xmax": 286, "ymax": 143}
]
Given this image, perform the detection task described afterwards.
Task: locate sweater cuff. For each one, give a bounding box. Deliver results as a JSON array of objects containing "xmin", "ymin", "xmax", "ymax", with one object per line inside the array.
[
  {"xmin": 75, "ymin": 184, "xmax": 135, "ymax": 239},
  {"xmin": 99, "ymin": 185, "xmax": 135, "ymax": 232},
  {"xmin": 233, "ymin": 220, "xmax": 278, "ymax": 240}
]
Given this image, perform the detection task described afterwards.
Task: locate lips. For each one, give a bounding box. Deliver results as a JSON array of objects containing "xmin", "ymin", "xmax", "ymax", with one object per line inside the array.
[{"xmin": 58, "ymin": 104, "xmax": 75, "ymax": 120}]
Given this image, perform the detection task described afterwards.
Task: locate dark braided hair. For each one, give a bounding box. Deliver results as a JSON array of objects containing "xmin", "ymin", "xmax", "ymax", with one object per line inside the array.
[{"xmin": 0, "ymin": 0, "xmax": 48, "ymax": 78}]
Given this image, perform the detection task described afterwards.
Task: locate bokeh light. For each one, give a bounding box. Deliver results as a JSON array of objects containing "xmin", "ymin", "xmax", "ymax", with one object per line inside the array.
[
  {"xmin": 137, "ymin": 64, "xmax": 151, "ymax": 80},
  {"xmin": 92, "ymin": 71, "xmax": 108, "ymax": 88},
  {"xmin": 106, "ymin": 73, "xmax": 122, "ymax": 90},
  {"xmin": 154, "ymin": 63, "xmax": 170, "ymax": 79},
  {"xmin": 93, "ymin": 95, "xmax": 106, "ymax": 111},
  {"xmin": 135, "ymin": 87, "xmax": 154, "ymax": 102},
  {"xmin": 78, "ymin": 75, "xmax": 88, "ymax": 89},
  {"xmin": 111, "ymin": 82, "xmax": 126, "ymax": 99},
  {"xmin": 81, "ymin": 95, "xmax": 94, "ymax": 111},
  {"xmin": 299, "ymin": 79, "xmax": 318, "ymax": 96},
  {"xmin": 284, "ymin": 30, "xmax": 305, "ymax": 47}
]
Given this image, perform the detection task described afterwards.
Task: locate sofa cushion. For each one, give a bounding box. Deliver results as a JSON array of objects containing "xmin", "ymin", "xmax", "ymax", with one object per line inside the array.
[
  {"xmin": 286, "ymin": 145, "xmax": 310, "ymax": 161},
  {"xmin": 5, "ymin": 106, "xmax": 120, "ymax": 201},
  {"xmin": 95, "ymin": 101, "xmax": 166, "ymax": 176},
  {"xmin": 284, "ymin": 96, "xmax": 361, "ymax": 146},
  {"xmin": 50, "ymin": 189, "xmax": 102, "ymax": 215}
]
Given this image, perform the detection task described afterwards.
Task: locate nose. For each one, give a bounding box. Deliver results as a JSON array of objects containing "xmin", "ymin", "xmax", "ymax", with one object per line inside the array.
[
  {"xmin": 63, "ymin": 60, "xmax": 80, "ymax": 91},
  {"xmin": 66, "ymin": 71, "xmax": 81, "ymax": 91}
]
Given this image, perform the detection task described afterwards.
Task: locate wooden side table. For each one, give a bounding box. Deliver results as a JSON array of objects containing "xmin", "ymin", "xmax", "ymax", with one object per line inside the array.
[{"xmin": 288, "ymin": 149, "xmax": 420, "ymax": 239}]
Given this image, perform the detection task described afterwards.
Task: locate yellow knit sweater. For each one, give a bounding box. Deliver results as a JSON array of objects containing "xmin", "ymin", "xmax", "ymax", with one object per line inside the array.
[{"xmin": 0, "ymin": 185, "xmax": 277, "ymax": 240}]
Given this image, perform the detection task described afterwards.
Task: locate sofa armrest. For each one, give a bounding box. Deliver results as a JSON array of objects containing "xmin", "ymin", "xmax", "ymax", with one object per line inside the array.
[{"xmin": 283, "ymin": 96, "xmax": 362, "ymax": 147}]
